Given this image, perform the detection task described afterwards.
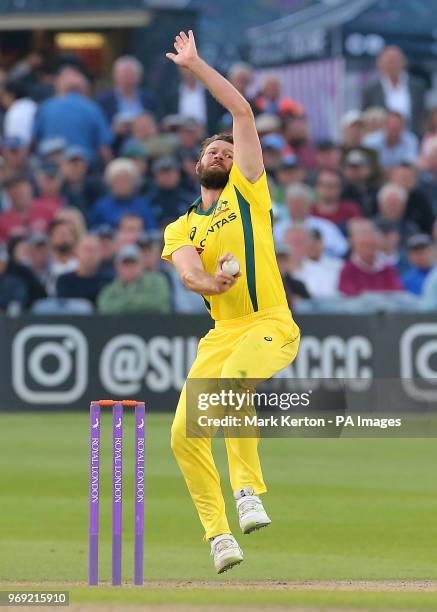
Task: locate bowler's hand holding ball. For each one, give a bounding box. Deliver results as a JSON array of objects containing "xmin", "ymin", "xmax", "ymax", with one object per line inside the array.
[{"xmin": 222, "ymin": 257, "xmax": 240, "ymax": 276}]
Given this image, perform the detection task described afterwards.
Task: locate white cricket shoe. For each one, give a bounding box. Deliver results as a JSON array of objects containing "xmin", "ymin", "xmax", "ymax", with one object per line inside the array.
[
  {"xmin": 210, "ymin": 534, "xmax": 243, "ymax": 574},
  {"xmin": 235, "ymin": 488, "xmax": 272, "ymax": 534}
]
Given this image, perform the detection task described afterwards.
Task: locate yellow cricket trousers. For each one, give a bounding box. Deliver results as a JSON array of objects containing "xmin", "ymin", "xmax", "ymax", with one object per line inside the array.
[{"xmin": 170, "ymin": 306, "xmax": 300, "ymax": 540}]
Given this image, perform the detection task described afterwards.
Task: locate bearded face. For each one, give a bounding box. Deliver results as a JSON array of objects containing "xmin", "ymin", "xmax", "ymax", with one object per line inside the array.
[
  {"xmin": 197, "ymin": 160, "xmax": 230, "ymax": 189},
  {"xmin": 196, "ymin": 140, "xmax": 233, "ymax": 189}
]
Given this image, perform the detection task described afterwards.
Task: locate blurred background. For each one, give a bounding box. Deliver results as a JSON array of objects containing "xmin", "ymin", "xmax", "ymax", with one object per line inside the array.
[{"xmin": 1, "ymin": 0, "xmax": 437, "ymax": 409}]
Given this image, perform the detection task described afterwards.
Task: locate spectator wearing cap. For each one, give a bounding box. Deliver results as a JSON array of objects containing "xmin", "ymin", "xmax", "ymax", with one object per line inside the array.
[
  {"xmin": 313, "ymin": 169, "xmax": 362, "ymax": 233},
  {"xmin": 3, "ymin": 236, "xmax": 47, "ymax": 307},
  {"xmin": 27, "ymin": 232, "xmax": 51, "ymax": 287},
  {"xmin": 373, "ymin": 218, "xmax": 406, "ymax": 274},
  {"xmin": 275, "ymin": 240, "xmax": 310, "ymax": 306},
  {"xmin": 61, "ymin": 146, "xmax": 105, "ymax": 213},
  {"xmin": 0, "ymin": 241, "xmax": 29, "ymax": 312},
  {"xmin": 254, "ymin": 74, "xmax": 304, "ymax": 118},
  {"xmin": 363, "ymin": 110, "xmax": 418, "ymax": 169},
  {"xmin": 0, "ymin": 175, "xmax": 58, "ymax": 243},
  {"xmin": 341, "ymin": 149, "xmax": 378, "ymax": 216},
  {"xmin": 136, "ymin": 230, "xmax": 163, "ymax": 273},
  {"xmin": 94, "ymin": 224, "xmax": 116, "ymax": 280},
  {"xmin": 97, "ymin": 56, "xmax": 157, "ymax": 124},
  {"xmin": 0, "ymin": 79, "xmax": 37, "ymax": 144},
  {"xmin": 261, "ymin": 134, "xmax": 288, "ymax": 178},
  {"xmin": 177, "ymin": 117, "xmax": 204, "ymax": 153},
  {"xmin": 271, "ymin": 155, "xmax": 305, "ymax": 208},
  {"xmin": 88, "ymin": 158, "xmax": 156, "ymax": 230},
  {"xmin": 46, "ymin": 218, "xmax": 78, "ymax": 295},
  {"xmin": 362, "ymin": 46, "xmax": 426, "ymax": 136},
  {"xmin": 389, "ymin": 163, "xmax": 434, "ymax": 234},
  {"xmin": 401, "ymin": 234, "xmax": 435, "ymax": 296},
  {"xmin": 97, "ymin": 243, "xmax": 171, "ymax": 314},
  {"xmin": 283, "ymin": 225, "xmax": 340, "ymax": 298},
  {"xmin": 148, "ymin": 157, "xmax": 193, "ymax": 227},
  {"xmin": 362, "ymin": 107, "xmax": 387, "ymax": 136},
  {"xmin": 37, "ymin": 137, "xmax": 66, "ymax": 165},
  {"xmin": 341, "ymin": 111, "xmax": 365, "ymax": 149},
  {"xmin": 1, "ymin": 136, "xmax": 32, "ymax": 178},
  {"xmin": 33, "ymin": 67, "xmax": 112, "ymax": 163},
  {"xmin": 283, "ymin": 114, "xmax": 317, "ymax": 170},
  {"xmin": 274, "ymin": 183, "xmax": 348, "ymax": 258},
  {"xmin": 373, "ymin": 182, "xmax": 419, "ymax": 245},
  {"xmin": 254, "ymin": 113, "xmax": 281, "ymax": 136},
  {"xmin": 339, "ymin": 219, "xmax": 403, "ymax": 296},
  {"xmin": 34, "ymin": 161, "xmax": 64, "ymax": 210},
  {"xmin": 56, "ymin": 234, "xmax": 109, "ymax": 304}
]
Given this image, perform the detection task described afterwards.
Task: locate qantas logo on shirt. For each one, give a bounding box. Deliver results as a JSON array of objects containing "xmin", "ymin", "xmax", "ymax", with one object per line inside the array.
[{"xmin": 199, "ymin": 212, "xmax": 237, "ymax": 248}]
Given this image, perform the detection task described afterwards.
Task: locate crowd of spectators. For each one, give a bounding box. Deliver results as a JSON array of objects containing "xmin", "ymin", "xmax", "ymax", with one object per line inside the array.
[{"xmin": 1, "ymin": 44, "xmax": 437, "ymax": 316}]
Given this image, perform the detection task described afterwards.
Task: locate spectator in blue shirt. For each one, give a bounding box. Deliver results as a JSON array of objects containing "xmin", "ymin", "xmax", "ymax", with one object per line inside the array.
[
  {"xmin": 402, "ymin": 234, "xmax": 435, "ymax": 295},
  {"xmin": 97, "ymin": 56, "xmax": 157, "ymax": 123},
  {"xmin": 364, "ymin": 110, "xmax": 418, "ymax": 169},
  {"xmin": 88, "ymin": 158, "xmax": 156, "ymax": 230},
  {"xmin": 33, "ymin": 67, "xmax": 112, "ymax": 163}
]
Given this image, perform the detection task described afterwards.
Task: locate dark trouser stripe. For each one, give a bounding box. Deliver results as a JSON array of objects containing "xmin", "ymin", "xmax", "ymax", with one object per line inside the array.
[
  {"xmin": 202, "ymin": 296, "xmax": 211, "ymax": 312},
  {"xmin": 235, "ymin": 187, "xmax": 258, "ymax": 312}
]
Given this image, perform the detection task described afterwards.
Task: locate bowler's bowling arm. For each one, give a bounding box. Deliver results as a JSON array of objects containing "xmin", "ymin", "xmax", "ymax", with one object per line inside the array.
[{"xmin": 171, "ymin": 246, "xmax": 237, "ymax": 296}]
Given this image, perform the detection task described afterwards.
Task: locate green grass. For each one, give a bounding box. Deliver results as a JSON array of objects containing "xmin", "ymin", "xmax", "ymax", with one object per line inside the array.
[{"xmin": 1, "ymin": 412, "xmax": 436, "ymax": 609}]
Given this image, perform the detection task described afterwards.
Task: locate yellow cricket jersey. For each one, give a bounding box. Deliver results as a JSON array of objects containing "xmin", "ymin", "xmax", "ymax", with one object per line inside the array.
[{"xmin": 161, "ymin": 162, "xmax": 288, "ymax": 321}]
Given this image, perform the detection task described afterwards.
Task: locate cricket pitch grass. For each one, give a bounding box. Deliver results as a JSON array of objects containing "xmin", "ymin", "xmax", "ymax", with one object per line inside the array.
[{"xmin": 1, "ymin": 412, "xmax": 437, "ymax": 611}]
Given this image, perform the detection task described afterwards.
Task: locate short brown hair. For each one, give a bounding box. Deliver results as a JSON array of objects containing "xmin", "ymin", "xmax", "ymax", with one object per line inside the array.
[{"xmin": 199, "ymin": 132, "xmax": 233, "ymax": 161}]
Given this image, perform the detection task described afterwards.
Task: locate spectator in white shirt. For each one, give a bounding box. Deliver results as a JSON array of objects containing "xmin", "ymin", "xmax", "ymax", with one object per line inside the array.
[
  {"xmin": 0, "ymin": 80, "xmax": 37, "ymax": 144},
  {"xmin": 283, "ymin": 225, "xmax": 339, "ymax": 298},
  {"xmin": 273, "ymin": 183, "xmax": 348, "ymax": 258},
  {"xmin": 362, "ymin": 46, "xmax": 427, "ymax": 135},
  {"xmin": 178, "ymin": 67, "xmax": 207, "ymax": 127}
]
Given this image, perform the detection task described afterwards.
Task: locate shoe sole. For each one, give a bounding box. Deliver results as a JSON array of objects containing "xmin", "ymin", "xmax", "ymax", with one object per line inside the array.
[
  {"xmin": 243, "ymin": 520, "xmax": 271, "ymax": 535},
  {"xmin": 217, "ymin": 557, "xmax": 244, "ymax": 574}
]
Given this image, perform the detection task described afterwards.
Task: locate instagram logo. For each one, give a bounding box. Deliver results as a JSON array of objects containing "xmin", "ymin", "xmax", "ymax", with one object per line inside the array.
[
  {"xmin": 12, "ymin": 325, "xmax": 88, "ymax": 403},
  {"xmin": 400, "ymin": 323, "xmax": 437, "ymax": 400}
]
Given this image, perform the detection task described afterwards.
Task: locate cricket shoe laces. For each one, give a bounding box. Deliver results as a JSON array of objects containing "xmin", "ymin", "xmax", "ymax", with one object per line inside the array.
[
  {"xmin": 210, "ymin": 534, "xmax": 243, "ymax": 574},
  {"xmin": 235, "ymin": 490, "xmax": 272, "ymax": 535}
]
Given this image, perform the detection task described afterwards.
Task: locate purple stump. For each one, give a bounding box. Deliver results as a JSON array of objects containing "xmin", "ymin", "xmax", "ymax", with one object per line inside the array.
[
  {"xmin": 134, "ymin": 403, "xmax": 145, "ymax": 586},
  {"xmin": 89, "ymin": 402, "xmax": 101, "ymax": 586},
  {"xmin": 112, "ymin": 403, "xmax": 123, "ymax": 586}
]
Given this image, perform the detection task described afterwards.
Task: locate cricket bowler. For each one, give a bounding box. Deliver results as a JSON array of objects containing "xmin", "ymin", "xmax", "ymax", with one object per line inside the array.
[{"xmin": 162, "ymin": 30, "xmax": 301, "ymax": 573}]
